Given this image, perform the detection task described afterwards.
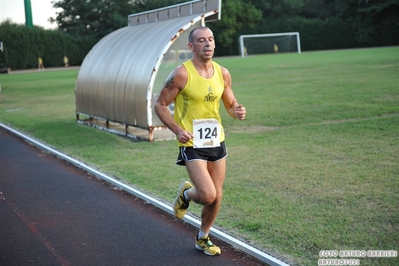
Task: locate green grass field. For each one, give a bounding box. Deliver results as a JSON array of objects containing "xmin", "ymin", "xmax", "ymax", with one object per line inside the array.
[{"xmin": 1, "ymin": 47, "xmax": 398, "ymax": 266}]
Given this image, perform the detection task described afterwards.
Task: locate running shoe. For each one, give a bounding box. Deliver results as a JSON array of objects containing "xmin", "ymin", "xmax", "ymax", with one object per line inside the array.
[
  {"xmin": 195, "ymin": 234, "xmax": 221, "ymax": 256},
  {"xmin": 173, "ymin": 181, "xmax": 192, "ymax": 220}
]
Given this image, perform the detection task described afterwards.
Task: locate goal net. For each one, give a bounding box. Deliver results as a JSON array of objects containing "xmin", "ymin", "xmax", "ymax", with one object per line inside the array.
[{"xmin": 239, "ymin": 32, "xmax": 301, "ymax": 57}]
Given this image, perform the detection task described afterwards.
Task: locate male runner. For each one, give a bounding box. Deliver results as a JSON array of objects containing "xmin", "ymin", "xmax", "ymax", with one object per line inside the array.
[{"xmin": 155, "ymin": 26, "xmax": 246, "ymax": 256}]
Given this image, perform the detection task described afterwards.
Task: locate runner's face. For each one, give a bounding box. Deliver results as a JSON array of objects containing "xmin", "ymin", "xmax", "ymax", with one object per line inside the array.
[{"xmin": 189, "ymin": 28, "xmax": 215, "ymax": 59}]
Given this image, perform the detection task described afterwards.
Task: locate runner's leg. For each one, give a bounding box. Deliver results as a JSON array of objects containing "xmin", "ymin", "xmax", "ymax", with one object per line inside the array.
[{"xmin": 185, "ymin": 158, "xmax": 226, "ymax": 232}]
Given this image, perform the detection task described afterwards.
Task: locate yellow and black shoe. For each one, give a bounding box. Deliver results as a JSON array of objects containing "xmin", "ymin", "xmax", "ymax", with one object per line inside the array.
[
  {"xmin": 195, "ymin": 234, "xmax": 221, "ymax": 256},
  {"xmin": 173, "ymin": 181, "xmax": 192, "ymax": 220}
]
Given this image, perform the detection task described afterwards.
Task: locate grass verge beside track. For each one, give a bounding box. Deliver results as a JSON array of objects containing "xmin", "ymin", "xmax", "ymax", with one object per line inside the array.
[{"xmin": 1, "ymin": 47, "xmax": 398, "ymax": 265}]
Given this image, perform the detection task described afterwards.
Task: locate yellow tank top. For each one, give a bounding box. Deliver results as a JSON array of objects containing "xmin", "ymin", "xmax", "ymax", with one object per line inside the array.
[{"xmin": 174, "ymin": 60, "xmax": 225, "ymax": 147}]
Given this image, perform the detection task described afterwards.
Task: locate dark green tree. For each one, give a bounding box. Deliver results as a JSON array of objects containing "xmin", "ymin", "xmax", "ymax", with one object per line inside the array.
[
  {"xmin": 47, "ymin": 0, "xmax": 397, "ymax": 56},
  {"xmin": 300, "ymin": 0, "xmax": 333, "ymax": 19},
  {"xmin": 50, "ymin": 0, "xmax": 138, "ymax": 41},
  {"xmin": 244, "ymin": 0, "xmax": 398, "ymax": 49},
  {"xmin": 211, "ymin": 0, "xmax": 262, "ymax": 56},
  {"xmin": 0, "ymin": 20, "xmax": 86, "ymax": 69},
  {"xmin": 337, "ymin": 0, "xmax": 399, "ymax": 44},
  {"xmin": 246, "ymin": 0, "xmax": 305, "ymax": 19}
]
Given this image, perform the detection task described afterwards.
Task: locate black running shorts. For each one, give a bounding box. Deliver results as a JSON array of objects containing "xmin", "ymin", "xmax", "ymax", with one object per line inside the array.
[{"xmin": 176, "ymin": 142, "xmax": 228, "ymax": 166}]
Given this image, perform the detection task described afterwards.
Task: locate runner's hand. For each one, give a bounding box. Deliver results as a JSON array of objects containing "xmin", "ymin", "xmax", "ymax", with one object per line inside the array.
[
  {"xmin": 234, "ymin": 104, "xmax": 246, "ymax": 120},
  {"xmin": 177, "ymin": 130, "xmax": 194, "ymax": 144}
]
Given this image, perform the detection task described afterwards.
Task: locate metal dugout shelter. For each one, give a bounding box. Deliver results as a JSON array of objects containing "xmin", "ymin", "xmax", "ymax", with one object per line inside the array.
[{"xmin": 75, "ymin": 0, "xmax": 221, "ymax": 141}]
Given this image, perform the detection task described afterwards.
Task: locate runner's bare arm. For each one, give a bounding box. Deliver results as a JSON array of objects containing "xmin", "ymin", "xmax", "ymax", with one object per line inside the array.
[
  {"xmin": 221, "ymin": 67, "xmax": 246, "ymax": 120},
  {"xmin": 155, "ymin": 66, "xmax": 194, "ymax": 143}
]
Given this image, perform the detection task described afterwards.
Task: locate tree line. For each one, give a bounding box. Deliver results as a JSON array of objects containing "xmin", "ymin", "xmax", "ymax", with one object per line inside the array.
[{"xmin": 1, "ymin": 0, "xmax": 398, "ymax": 69}]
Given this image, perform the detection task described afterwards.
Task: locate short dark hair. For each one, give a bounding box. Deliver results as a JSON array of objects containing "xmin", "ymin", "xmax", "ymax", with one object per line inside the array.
[{"xmin": 188, "ymin": 26, "xmax": 210, "ymax": 43}]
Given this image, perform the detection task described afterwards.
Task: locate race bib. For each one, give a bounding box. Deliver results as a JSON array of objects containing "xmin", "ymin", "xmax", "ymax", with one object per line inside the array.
[{"xmin": 193, "ymin": 119, "xmax": 221, "ymax": 148}]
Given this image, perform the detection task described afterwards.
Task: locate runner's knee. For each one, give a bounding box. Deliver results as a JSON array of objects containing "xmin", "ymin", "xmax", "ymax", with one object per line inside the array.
[{"xmin": 198, "ymin": 190, "xmax": 217, "ymax": 205}]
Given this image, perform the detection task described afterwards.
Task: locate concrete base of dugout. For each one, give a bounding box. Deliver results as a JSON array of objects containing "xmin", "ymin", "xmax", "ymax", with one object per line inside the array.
[{"xmin": 77, "ymin": 116, "xmax": 175, "ymax": 142}]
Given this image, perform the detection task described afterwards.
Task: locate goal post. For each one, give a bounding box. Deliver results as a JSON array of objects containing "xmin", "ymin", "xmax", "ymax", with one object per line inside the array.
[{"xmin": 239, "ymin": 32, "xmax": 301, "ymax": 57}]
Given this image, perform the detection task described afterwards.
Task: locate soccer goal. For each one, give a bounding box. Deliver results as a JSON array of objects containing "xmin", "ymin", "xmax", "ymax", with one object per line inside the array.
[{"xmin": 239, "ymin": 32, "xmax": 301, "ymax": 57}]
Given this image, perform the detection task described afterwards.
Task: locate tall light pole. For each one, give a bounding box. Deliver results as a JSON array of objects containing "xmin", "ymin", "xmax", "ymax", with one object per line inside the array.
[{"xmin": 24, "ymin": 0, "xmax": 33, "ymax": 28}]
